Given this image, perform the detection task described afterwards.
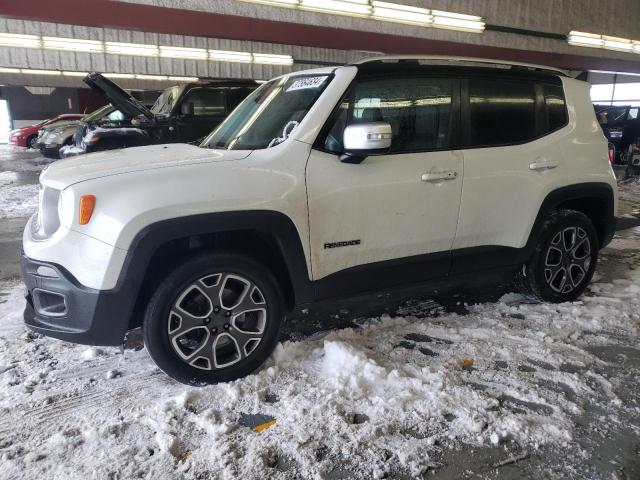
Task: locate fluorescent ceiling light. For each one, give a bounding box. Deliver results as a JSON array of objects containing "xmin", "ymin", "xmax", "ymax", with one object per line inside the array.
[
  {"xmin": 21, "ymin": 69, "xmax": 62, "ymax": 75},
  {"xmin": 372, "ymin": 1, "xmax": 431, "ymax": 25},
  {"xmin": 300, "ymin": 0, "xmax": 370, "ymax": 16},
  {"xmin": 210, "ymin": 50, "xmax": 253, "ymax": 63},
  {"xmin": 568, "ymin": 31, "xmax": 604, "ymax": 48},
  {"xmin": 105, "ymin": 42, "xmax": 159, "ymax": 57},
  {"xmin": 43, "ymin": 36, "xmax": 103, "ymax": 53},
  {"xmin": 0, "ymin": 67, "xmax": 200, "ymax": 81},
  {"xmin": 569, "ymin": 30, "xmax": 640, "ymax": 54},
  {"xmin": 431, "ymin": 10, "xmax": 485, "ymax": 32},
  {"xmin": 104, "ymin": 73, "xmax": 136, "ymax": 79},
  {"xmin": 168, "ymin": 76, "xmax": 200, "ymax": 82},
  {"xmin": 135, "ymin": 74, "xmax": 169, "ymax": 80},
  {"xmin": 252, "ymin": 53, "xmax": 294, "ymax": 65},
  {"xmin": 160, "ymin": 46, "xmax": 208, "ymax": 60},
  {"xmin": 602, "ymin": 36, "xmax": 633, "ymax": 52},
  {"xmin": 0, "ymin": 32, "xmax": 41, "ymax": 48},
  {"xmin": 236, "ymin": 0, "xmax": 484, "ymax": 32}
]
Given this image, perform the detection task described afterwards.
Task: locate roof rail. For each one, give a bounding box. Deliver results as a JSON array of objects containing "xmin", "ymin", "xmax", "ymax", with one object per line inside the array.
[{"xmin": 352, "ymin": 55, "xmax": 568, "ymax": 76}]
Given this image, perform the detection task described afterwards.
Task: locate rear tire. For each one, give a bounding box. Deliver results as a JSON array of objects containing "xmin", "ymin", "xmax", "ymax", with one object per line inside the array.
[
  {"xmin": 516, "ymin": 210, "xmax": 599, "ymax": 303},
  {"xmin": 27, "ymin": 135, "xmax": 38, "ymax": 149},
  {"xmin": 143, "ymin": 252, "xmax": 284, "ymax": 385}
]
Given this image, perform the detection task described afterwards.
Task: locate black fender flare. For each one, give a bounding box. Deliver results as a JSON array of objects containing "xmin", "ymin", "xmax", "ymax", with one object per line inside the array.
[
  {"xmin": 108, "ymin": 210, "xmax": 313, "ymax": 332},
  {"xmin": 519, "ymin": 182, "xmax": 616, "ymax": 263}
]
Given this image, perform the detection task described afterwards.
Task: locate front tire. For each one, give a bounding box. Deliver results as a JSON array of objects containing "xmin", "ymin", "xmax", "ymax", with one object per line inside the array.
[
  {"xmin": 143, "ymin": 252, "xmax": 284, "ymax": 385},
  {"xmin": 517, "ymin": 210, "xmax": 599, "ymax": 303}
]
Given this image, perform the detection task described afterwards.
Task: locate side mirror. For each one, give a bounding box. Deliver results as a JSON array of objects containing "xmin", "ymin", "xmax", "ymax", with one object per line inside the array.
[
  {"xmin": 341, "ymin": 122, "xmax": 392, "ymax": 164},
  {"xmin": 180, "ymin": 102, "xmax": 195, "ymax": 116}
]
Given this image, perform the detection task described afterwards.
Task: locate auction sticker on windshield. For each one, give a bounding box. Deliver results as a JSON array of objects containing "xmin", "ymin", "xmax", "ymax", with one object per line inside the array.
[{"xmin": 286, "ymin": 76, "xmax": 328, "ymax": 92}]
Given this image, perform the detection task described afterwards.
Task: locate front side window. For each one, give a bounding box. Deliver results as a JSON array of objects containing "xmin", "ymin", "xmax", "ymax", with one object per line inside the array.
[
  {"xmin": 468, "ymin": 79, "xmax": 536, "ymax": 147},
  {"xmin": 204, "ymin": 74, "xmax": 332, "ymax": 150},
  {"xmin": 322, "ymin": 76, "xmax": 453, "ymax": 154},
  {"xmin": 181, "ymin": 88, "xmax": 227, "ymax": 116},
  {"xmin": 151, "ymin": 86, "xmax": 182, "ymax": 115}
]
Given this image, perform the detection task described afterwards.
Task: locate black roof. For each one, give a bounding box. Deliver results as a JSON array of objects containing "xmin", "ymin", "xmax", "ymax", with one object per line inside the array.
[{"xmin": 354, "ymin": 58, "xmax": 567, "ymax": 81}]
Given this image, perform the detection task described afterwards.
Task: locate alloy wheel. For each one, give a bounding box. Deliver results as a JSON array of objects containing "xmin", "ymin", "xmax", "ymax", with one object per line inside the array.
[
  {"xmin": 544, "ymin": 227, "xmax": 592, "ymax": 294},
  {"xmin": 168, "ymin": 273, "xmax": 267, "ymax": 370}
]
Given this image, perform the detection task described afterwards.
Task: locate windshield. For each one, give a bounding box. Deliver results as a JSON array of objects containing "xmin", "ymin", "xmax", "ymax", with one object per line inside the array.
[
  {"xmin": 152, "ymin": 86, "xmax": 182, "ymax": 115},
  {"xmin": 83, "ymin": 105, "xmax": 114, "ymax": 123},
  {"xmin": 598, "ymin": 106, "xmax": 629, "ymax": 124},
  {"xmin": 203, "ymin": 74, "xmax": 333, "ymax": 150}
]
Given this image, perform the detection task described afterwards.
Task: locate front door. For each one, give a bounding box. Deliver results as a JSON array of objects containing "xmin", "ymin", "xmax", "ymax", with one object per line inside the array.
[{"xmin": 306, "ymin": 74, "xmax": 463, "ymax": 289}]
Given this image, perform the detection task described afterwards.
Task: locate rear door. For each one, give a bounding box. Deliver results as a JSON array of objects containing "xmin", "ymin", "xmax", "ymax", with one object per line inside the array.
[
  {"xmin": 173, "ymin": 87, "xmax": 228, "ymax": 143},
  {"xmin": 306, "ymin": 74, "xmax": 463, "ymax": 286},
  {"xmin": 452, "ymin": 75, "xmax": 569, "ymax": 272}
]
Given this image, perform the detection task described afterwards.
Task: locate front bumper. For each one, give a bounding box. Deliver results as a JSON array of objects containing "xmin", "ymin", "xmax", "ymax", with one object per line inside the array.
[
  {"xmin": 39, "ymin": 144, "xmax": 61, "ymax": 158},
  {"xmin": 22, "ymin": 255, "xmax": 129, "ymax": 346},
  {"xmin": 9, "ymin": 135, "xmax": 28, "ymax": 147}
]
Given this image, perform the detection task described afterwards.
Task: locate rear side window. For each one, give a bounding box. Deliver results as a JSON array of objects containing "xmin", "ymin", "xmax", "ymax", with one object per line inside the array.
[
  {"xmin": 322, "ymin": 76, "xmax": 454, "ymax": 154},
  {"xmin": 468, "ymin": 79, "xmax": 536, "ymax": 146},
  {"xmin": 542, "ymin": 84, "xmax": 568, "ymax": 133},
  {"xmin": 182, "ymin": 88, "xmax": 227, "ymax": 116}
]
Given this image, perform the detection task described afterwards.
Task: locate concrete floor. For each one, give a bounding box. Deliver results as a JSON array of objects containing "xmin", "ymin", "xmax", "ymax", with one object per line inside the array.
[{"xmin": 1, "ymin": 145, "xmax": 639, "ymax": 479}]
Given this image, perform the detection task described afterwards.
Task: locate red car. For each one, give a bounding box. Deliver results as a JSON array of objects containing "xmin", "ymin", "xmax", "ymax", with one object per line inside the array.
[{"xmin": 9, "ymin": 114, "xmax": 84, "ymax": 148}]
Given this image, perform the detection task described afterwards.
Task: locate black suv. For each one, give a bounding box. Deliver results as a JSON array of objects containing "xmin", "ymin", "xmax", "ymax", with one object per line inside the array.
[
  {"xmin": 61, "ymin": 73, "xmax": 258, "ymax": 157},
  {"xmin": 596, "ymin": 105, "xmax": 640, "ymax": 163}
]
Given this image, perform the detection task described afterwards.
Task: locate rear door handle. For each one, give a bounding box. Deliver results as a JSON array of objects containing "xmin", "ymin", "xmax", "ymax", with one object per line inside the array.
[
  {"xmin": 529, "ymin": 161, "xmax": 559, "ymax": 171},
  {"xmin": 421, "ymin": 171, "xmax": 458, "ymax": 182}
]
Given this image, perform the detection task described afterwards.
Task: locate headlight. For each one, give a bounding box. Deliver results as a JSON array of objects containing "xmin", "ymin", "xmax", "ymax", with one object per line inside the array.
[
  {"xmin": 58, "ymin": 188, "xmax": 75, "ymax": 228},
  {"xmin": 31, "ymin": 186, "xmax": 61, "ymax": 240}
]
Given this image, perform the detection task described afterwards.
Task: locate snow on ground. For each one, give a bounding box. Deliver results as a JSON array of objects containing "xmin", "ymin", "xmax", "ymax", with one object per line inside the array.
[
  {"xmin": 0, "ymin": 145, "xmax": 54, "ymax": 173},
  {"xmin": 1, "ymin": 237, "xmax": 639, "ymax": 479},
  {"xmin": 0, "ymin": 182, "xmax": 38, "ymax": 219}
]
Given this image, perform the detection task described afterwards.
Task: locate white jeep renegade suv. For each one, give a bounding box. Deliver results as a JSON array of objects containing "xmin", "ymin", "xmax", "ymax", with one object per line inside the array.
[{"xmin": 22, "ymin": 57, "xmax": 618, "ymax": 385}]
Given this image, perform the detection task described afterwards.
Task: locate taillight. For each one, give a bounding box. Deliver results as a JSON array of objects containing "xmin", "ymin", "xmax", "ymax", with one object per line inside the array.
[{"xmin": 608, "ymin": 144, "xmax": 615, "ymax": 164}]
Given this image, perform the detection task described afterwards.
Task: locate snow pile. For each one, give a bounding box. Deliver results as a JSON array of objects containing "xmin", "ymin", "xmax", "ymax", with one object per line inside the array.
[
  {"xmin": 0, "ymin": 183, "xmax": 38, "ymax": 218},
  {"xmin": 0, "ymin": 239, "xmax": 639, "ymax": 478}
]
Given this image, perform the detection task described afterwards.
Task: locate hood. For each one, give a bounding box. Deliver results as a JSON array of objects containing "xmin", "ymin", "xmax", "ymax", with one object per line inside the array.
[
  {"xmin": 84, "ymin": 73, "xmax": 154, "ymax": 120},
  {"xmin": 41, "ymin": 120, "xmax": 79, "ymax": 133},
  {"xmin": 41, "ymin": 143, "xmax": 252, "ymax": 189}
]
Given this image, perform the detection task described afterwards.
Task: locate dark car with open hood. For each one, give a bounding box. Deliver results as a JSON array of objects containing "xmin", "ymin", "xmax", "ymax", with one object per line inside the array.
[{"xmin": 61, "ymin": 73, "xmax": 258, "ymax": 158}]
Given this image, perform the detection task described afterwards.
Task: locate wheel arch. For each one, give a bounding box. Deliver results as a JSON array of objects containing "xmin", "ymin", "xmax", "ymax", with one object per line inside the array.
[
  {"xmin": 118, "ymin": 211, "xmax": 313, "ymax": 331},
  {"xmin": 525, "ymin": 183, "xmax": 616, "ymax": 257}
]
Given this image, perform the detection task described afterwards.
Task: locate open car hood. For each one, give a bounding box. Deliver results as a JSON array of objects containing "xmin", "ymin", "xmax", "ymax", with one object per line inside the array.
[{"xmin": 84, "ymin": 73, "xmax": 154, "ymax": 120}]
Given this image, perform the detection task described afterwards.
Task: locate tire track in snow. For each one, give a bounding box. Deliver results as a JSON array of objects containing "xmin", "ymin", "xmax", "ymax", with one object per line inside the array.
[{"xmin": 0, "ymin": 370, "xmax": 173, "ymax": 437}]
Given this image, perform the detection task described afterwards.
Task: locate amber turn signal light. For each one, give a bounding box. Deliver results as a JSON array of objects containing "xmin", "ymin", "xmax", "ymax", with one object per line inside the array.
[{"xmin": 79, "ymin": 195, "xmax": 96, "ymax": 225}]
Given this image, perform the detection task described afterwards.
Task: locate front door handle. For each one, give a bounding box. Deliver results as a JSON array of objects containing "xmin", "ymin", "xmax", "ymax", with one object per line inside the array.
[
  {"xmin": 422, "ymin": 171, "xmax": 458, "ymax": 182},
  {"xmin": 529, "ymin": 161, "xmax": 559, "ymax": 171}
]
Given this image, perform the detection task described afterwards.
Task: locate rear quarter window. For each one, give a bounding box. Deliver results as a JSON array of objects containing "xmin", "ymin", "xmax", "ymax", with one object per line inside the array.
[{"xmin": 542, "ymin": 84, "xmax": 568, "ymax": 133}]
